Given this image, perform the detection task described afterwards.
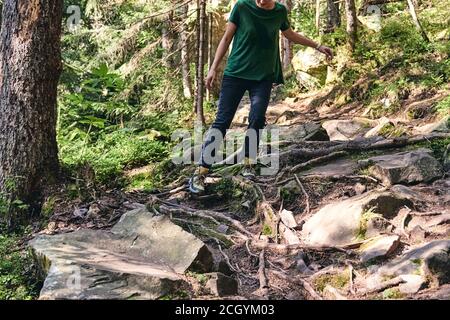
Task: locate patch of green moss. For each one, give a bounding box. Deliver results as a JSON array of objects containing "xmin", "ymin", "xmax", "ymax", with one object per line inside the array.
[
  {"xmin": 262, "ymin": 224, "xmax": 272, "ymax": 237},
  {"xmin": 355, "ymin": 207, "xmax": 382, "ymax": 241},
  {"xmin": 382, "ymin": 288, "xmax": 406, "ymax": 300},
  {"xmin": 313, "ymin": 270, "xmax": 350, "ymax": 293}
]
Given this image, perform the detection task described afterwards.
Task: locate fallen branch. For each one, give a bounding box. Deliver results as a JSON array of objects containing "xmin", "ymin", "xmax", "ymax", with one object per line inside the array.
[
  {"xmin": 258, "ymin": 250, "xmax": 270, "ymax": 297},
  {"xmin": 294, "ymin": 174, "xmax": 310, "ymax": 215}
]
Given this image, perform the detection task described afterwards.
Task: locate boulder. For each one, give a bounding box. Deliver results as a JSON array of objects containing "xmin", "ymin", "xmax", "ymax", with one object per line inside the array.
[
  {"xmin": 301, "ymin": 158, "xmax": 359, "ymax": 178},
  {"xmin": 362, "ymin": 148, "xmax": 443, "ymax": 186},
  {"xmin": 302, "ymin": 187, "xmax": 414, "ymax": 246},
  {"xmin": 377, "ymin": 240, "xmax": 450, "ymax": 285},
  {"xmin": 398, "ymin": 275, "xmax": 426, "ymax": 295},
  {"xmin": 267, "ymin": 122, "xmax": 328, "ymax": 143},
  {"xmin": 414, "ymin": 116, "xmax": 449, "ymax": 135},
  {"xmin": 292, "ymin": 47, "xmax": 327, "ymax": 87},
  {"xmin": 30, "ymin": 208, "xmax": 214, "ymax": 299},
  {"xmin": 322, "ymin": 119, "xmax": 371, "ymax": 141},
  {"xmin": 204, "ymin": 272, "xmax": 238, "ymax": 297},
  {"xmin": 359, "ymin": 235, "xmax": 400, "ymax": 263}
]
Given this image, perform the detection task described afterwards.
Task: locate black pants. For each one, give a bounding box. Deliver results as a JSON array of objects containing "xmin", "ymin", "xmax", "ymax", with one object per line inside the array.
[{"xmin": 199, "ymin": 75, "xmax": 273, "ymax": 168}]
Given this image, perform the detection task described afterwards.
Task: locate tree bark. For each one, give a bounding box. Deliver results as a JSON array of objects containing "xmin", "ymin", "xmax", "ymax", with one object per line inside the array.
[
  {"xmin": 162, "ymin": 5, "xmax": 176, "ymax": 68},
  {"xmin": 326, "ymin": 0, "xmax": 341, "ymax": 33},
  {"xmin": 406, "ymin": 0, "xmax": 429, "ymax": 42},
  {"xmin": 195, "ymin": 0, "xmax": 206, "ymax": 124},
  {"xmin": 0, "ymin": 0, "xmax": 63, "ymax": 227},
  {"xmin": 280, "ymin": 0, "xmax": 293, "ymax": 70},
  {"xmin": 344, "ymin": 0, "xmax": 358, "ymax": 52},
  {"xmin": 315, "ymin": 0, "xmax": 321, "ymax": 35},
  {"xmin": 181, "ymin": 3, "xmax": 193, "ymax": 98}
]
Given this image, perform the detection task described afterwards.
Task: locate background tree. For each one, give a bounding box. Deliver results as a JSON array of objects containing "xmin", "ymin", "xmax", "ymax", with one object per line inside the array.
[
  {"xmin": 0, "ymin": 0, "xmax": 64, "ymax": 227},
  {"xmin": 326, "ymin": 0, "xmax": 341, "ymax": 33},
  {"xmin": 195, "ymin": 0, "xmax": 206, "ymax": 125},
  {"xmin": 344, "ymin": 0, "xmax": 358, "ymax": 52}
]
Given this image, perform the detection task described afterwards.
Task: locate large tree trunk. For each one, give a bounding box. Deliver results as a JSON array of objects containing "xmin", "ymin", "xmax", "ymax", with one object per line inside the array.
[
  {"xmin": 406, "ymin": 0, "xmax": 429, "ymax": 42},
  {"xmin": 0, "ymin": 0, "xmax": 63, "ymax": 227},
  {"xmin": 326, "ymin": 0, "xmax": 341, "ymax": 33},
  {"xmin": 195, "ymin": 0, "xmax": 206, "ymax": 124},
  {"xmin": 181, "ymin": 3, "xmax": 193, "ymax": 99},
  {"xmin": 344, "ymin": 0, "xmax": 358, "ymax": 52}
]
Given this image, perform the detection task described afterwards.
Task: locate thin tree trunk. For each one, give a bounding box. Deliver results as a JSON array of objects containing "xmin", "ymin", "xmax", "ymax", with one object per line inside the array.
[
  {"xmin": 206, "ymin": 11, "xmax": 213, "ymax": 101},
  {"xmin": 345, "ymin": 0, "xmax": 358, "ymax": 52},
  {"xmin": 162, "ymin": 5, "xmax": 175, "ymax": 68},
  {"xmin": 406, "ymin": 0, "xmax": 429, "ymax": 42},
  {"xmin": 280, "ymin": 0, "xmax": 293, "ymax": 70},
  {"xmin": 315, "ymin": 0, "xmax": 321, "ymax": 35},
  {"xmin": 181, "ymin": 4, "xmax": 193, "ymax": 99},
  {"xmin": 326, "ymin": 0, "xmax": 341, "ymax": 33},
  {"xmin": 0, "ymin": 0, "xmax": 63, "ymax": 227},
  {"xmin": 195, "ymin": 0, "xmax": 206, "ymax": 124}
]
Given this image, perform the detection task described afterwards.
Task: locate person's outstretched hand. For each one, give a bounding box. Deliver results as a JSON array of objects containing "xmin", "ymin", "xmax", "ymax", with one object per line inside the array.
[
  {"xmin": 205, "ymin": 69, "xmax": 217, "ymax": 91},
  {"xmin": 318, "ymin": 45, "xmax": 334, "ymax": 61}
]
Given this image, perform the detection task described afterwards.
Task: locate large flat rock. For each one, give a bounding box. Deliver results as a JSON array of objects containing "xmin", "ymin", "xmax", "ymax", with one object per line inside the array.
[
  {"xmin": 301, "ymin": 186, "xmax": 415, "ymax": 246},
  {"xmin": 377, "ymin": 240, "xmax": 450, "ymax": 284},
  {"xmin": 322, "ymin": 119, "xmax": 371, "ymax": 141},
  {"xmin": 30, "ymin": 208, "xmax": 213, "ymax": 299},
  {"xmin": 301, "ymin": 158, "xmax": 358, "ymax": 177},
  {"xmin": 362, "ymin": 148, "xmax": 443, "ymax": 186}
]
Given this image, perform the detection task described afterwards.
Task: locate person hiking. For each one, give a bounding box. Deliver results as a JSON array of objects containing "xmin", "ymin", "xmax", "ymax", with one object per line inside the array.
[{"xmin": 189, "ymin": 0, "xmax": 333, "ymax": 194}]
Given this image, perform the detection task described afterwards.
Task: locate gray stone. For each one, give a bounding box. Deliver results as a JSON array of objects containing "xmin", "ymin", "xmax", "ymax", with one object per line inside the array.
[
  {"xmin": 444, "ymin": 144, "xmax": 450, "ymax": 171},
  {"xmin": 281, "ymin": 225, "xmax": 301, "ymax": 245},
  {"xmin": 301, "ymin": 158, "xmax": 359, "ymax": 178},
  {"xmin": 398, "ymin": 275, "xmax": 426, "ymax": 294},
  {"xmin": 414, "ymin": 116, "xmax": 449, "ymax": 135},
  {"xmin": 322, "ymin": 119, "xmax": 372, "ymax": 141},
  {"xmin": 365, "ymin": 149, "xmax": 443, "ymax": 186},
  {"xmin": 359, "ymin": 235, "xmax": 400, "ymax": 263},
  {"xmin": 280, "ymin": 209, "xmax": 297, "ymax": 228},
  {"xmin": 378, "ymin": 240, "xmax": 450, "ymax": 284},
  {"xmin": 30, "ymin": 208, "xmax": 213, "ymax": 299},
  {"xmin": 292, "ymin": 47, "xmax": 327, "ymax": 87},
  {"xmin": 302, "ymin": 187, "xmax": 414, "ymax": 246},
  {"xmin": 267, "ymin": 122, "xmax": 326, "ymax": 143},
  {"xmin": 204, "ymin": 273, "xmax": 238, "ymax": 297},
  {"xmin": 217, "ymin": 224, "xmax": 229, "ymax": 234},
  {"xmin": 426, "ymin": 214, "xmax": 450, "ymax": 228}
]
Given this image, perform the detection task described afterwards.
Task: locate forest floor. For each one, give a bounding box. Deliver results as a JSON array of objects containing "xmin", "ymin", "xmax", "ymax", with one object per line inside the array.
[{"xmin": 31, "ymin": 81, "xmax": 450, "ymax": 300}]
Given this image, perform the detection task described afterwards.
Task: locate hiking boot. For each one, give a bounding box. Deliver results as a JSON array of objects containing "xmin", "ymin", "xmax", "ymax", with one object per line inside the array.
[
  {"xmin": 241, "ymin": 157, "xmax": 256, "ymax": 180},
  {"xmin": 188, "ymin": 166, "xmax": 209, "ymax": 194}
]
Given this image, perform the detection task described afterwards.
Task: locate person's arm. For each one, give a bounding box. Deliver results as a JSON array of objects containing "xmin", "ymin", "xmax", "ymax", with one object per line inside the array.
[
  {"xmin": 282, "ymin": 27, "xmax": 333, "ymax": 60},
  {"xmin": 205, "ymin": 22, "xmax": 237, "ymax": 91}
]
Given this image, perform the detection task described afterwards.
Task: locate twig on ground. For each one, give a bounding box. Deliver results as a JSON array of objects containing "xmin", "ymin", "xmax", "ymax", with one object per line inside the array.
[{"xmin": 294, "ymin": 174, "xmax": 310, "ymax": 215}]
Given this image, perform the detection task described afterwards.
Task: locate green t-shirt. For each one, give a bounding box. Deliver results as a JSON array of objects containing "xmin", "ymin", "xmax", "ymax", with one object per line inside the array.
[{"xmin": 224, "ymin": 0, "xmax": 291, "ymax": 84}]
